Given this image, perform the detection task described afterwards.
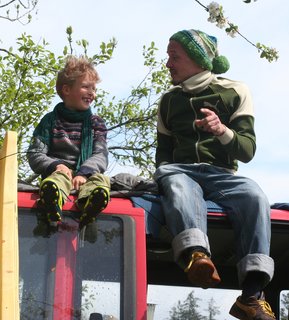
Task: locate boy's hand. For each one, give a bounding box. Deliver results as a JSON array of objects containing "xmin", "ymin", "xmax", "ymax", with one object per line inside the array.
[
  {"xmin": 194, "ymin": 108, "xmax": 226, "ymax": 136},
  {"xmin": 73, "ymin": 175, "xmax": 87, "ymax": 190},
  {"xmin": 55, "ymin": 164, "xmax": 73, "ymax": 180}
]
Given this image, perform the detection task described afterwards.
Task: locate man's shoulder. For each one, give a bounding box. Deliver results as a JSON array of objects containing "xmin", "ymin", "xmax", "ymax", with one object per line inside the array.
[
  {"xmin": 163, "ymin": 85, "xmax": 182, "ymax": 95},
  {"xmin": 160, "ymin": 86, "xmax": 183, "ymax": 105},
  {"xmin": 212, "ymin": 76, "xmax": 250, "ymax": 93}
]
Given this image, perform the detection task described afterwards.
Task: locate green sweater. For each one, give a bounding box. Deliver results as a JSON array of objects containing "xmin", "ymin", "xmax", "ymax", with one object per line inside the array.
[{"xmin": 156, "ymin": 71, "xmax": 256, "ymax": 172}]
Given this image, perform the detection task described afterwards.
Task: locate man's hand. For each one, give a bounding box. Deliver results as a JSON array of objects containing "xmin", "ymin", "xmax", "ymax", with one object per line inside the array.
[
  {"xmin": 194, "ymin": 108, "xmax": 226, "ymax": 136},
  {"xmin": 72, "ymin": 175, "xmax": 87, "ymax": 190},
  {"xmin": 55, "ymin": 164, "xmax": 73, "ymax": 180}
]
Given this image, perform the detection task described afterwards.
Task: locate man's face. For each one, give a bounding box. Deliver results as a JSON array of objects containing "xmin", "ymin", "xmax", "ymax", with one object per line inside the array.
[
  {"xmin": 62, "ymin": 74, "xmax": 96, "ymax": 111},
  {"xmin": 166, "ymin": 40, "xmax": 205, "ymax": 85}
]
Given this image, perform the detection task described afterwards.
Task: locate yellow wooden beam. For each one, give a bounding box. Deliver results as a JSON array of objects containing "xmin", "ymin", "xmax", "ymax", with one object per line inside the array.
[{"xmin": 0, "ymin": 131, "xmax": 19, "ymax": 320}]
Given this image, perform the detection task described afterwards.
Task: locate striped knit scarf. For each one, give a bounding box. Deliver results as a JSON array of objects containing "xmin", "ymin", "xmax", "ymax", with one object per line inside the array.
[{"xmin": 33, "ymin": 102, "xmax": 93, "ymax": 170}]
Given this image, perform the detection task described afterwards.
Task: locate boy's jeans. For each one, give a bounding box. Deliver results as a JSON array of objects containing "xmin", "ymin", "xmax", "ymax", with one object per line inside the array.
[{"xmin": 154, "ymin": 163, "xmax": 274, "ymax": 286}]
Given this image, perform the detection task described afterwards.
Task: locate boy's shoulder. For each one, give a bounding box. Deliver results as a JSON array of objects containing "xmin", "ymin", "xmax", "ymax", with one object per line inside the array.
[
  {"xmin": 91, "ymin": 114, "xmax": 107, "ymax": 129},
  {"xmin": 38, "ymin": 110, "xmax": 55, "ymax": 125},
  {"xmin": 91, "ymin": 114, "xmax": 104, "ymax": 121}
]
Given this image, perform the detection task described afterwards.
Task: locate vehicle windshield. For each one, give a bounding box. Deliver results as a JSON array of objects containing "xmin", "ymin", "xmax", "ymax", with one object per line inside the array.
[{"xmin": 19, "ymin": 208, "xmax": 124, "ymax": 320}]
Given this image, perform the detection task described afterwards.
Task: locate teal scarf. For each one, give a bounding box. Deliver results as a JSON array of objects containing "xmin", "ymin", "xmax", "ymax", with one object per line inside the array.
[{"xmin": 33, "ymin": 102, "xmax": 93, "ymax": 170}]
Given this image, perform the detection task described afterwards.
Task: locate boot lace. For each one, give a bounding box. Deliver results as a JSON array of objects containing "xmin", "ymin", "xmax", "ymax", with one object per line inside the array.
[
  {"xmin": 184, "ymin": 252, "xmax": 208, "ymax": 273},
  {"xmin": 258, "ymin": 299, "xmax": 275, "ymax": 318}
]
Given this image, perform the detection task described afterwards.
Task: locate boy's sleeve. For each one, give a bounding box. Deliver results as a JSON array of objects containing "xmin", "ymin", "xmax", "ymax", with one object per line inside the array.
[{"xmin": 27, "ymin": 121, "xmax": 66, "ymax": 177}]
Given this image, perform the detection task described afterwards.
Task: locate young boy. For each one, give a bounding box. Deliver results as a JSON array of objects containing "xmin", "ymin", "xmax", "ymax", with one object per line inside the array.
[{"xmin": 27, "ymin": 55, "xmax": 110, "ymax": 232}]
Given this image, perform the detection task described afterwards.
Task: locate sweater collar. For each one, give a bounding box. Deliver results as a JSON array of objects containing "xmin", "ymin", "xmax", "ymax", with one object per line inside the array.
[{"xmin": 181, "ymin": 70, "xmax": 216, "ymax": 94}]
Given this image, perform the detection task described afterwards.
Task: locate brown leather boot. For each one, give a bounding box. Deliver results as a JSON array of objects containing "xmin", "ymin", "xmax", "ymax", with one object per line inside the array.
[
  {"xmin": 184, "ymin": 251, "xmax": 221, "ymax": 289},
  {"xmin": 229, "ymin": 292, "xmax": 276, "ymax": 320}
]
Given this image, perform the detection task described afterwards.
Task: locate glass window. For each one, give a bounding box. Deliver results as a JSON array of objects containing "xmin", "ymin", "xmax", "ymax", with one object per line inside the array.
[
  {"xmin": 18, "ymin": 208, "xmax": 135, "ymax": 320},
  {"xmin": 74, "ymin": 216, "xmax": 124, "ymax": 320},
  {"xmin": 19, "ymin": 209, "xmax": 57, "ymax": 319},
  {"xmin": 147, "ymin": 284, "xmax": 241, "ymax": 320}
]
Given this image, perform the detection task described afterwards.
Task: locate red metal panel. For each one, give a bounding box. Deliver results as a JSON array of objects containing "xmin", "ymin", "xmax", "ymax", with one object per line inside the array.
[
  {"xmin": 18, "ymin": 192, "xmax": 148, "ymax": 320},
  {"xmin": 53, "ymin": 223, "xmax": 78, "ymax": 320},
  {"xmin": 270, "ymin": 208, "xmax": 289, "ymax": 221},
  {"xmin": 18, "ymin": 192, "xmax": 145, "ymax": 215},
  {"xmin": 18, "ymin": 192, "xmax": 289, "ymax": 222},
  {"xmin": 207, "ymin": 209, "xmax": 289, "ymax": 223},
  {"xmin": 131, "ymin": 203, "xmax": 147, "ymax": 320}
]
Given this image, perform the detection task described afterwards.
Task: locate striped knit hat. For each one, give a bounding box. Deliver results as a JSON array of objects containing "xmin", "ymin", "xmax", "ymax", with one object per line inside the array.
[{"xmin": 170, "ymin": 29, "xmax": 230, "ymax": 74}]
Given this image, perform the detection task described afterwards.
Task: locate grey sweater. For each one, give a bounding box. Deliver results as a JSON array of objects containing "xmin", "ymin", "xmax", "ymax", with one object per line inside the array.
[{"xmin": 27, "ymin": 113, "xmax": 108, "ymax": 178}]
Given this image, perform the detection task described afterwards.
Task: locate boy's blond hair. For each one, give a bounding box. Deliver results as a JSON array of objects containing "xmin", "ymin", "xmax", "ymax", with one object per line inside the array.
[{"xmin": 56, "ymin": 56, "xmax": 100, "ymax": 99}]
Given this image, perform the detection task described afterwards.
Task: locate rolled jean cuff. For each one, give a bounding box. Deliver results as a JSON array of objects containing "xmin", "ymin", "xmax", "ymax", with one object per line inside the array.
[
  {"xmin": 172, "ymin": 228, "xmax": 211, "ymax": 262},
  {"xmin": 237, "ymin": 253, "xmax": 274, "ymax": 287}
]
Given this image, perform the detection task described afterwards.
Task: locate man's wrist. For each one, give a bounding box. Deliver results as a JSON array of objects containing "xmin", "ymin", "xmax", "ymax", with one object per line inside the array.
[{"xmin": 216, "ymin": 125, "xmax": 227, "ymax": 137}]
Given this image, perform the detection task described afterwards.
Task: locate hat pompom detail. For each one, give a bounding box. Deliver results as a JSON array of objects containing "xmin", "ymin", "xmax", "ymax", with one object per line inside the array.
[{"xmin": 212, "ymin": 56, "xmax": 230, "ymax": 74}]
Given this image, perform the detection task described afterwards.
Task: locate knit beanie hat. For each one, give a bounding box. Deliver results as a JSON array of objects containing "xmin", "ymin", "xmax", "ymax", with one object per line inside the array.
[{"xmin": 170, "ymin": 29, "xmax": 230, "ymax": 74}]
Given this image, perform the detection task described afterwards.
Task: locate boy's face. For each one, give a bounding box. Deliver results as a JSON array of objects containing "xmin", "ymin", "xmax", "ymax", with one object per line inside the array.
[{"xmin": 62, "ymin": 74, "xmax": 96, "ymax": 111}]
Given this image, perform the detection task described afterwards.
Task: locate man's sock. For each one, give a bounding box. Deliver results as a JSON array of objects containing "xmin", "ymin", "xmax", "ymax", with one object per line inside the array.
[{"xmin": 241, "ymin": 271, "xmax": 266, "ymax": 299}]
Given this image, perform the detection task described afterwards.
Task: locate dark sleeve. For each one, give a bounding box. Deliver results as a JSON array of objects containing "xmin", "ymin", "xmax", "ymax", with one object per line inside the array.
[
  {"xmin": 222, "ymin": 115, "xmax": 256, "ymax": 163},
  {"xmin": 155, "ymin": 93, "xmax": 175, "ymax": 168},
  {"xmin": 155, "ymin": 131, "xmax": 174, "ymax": 168}
]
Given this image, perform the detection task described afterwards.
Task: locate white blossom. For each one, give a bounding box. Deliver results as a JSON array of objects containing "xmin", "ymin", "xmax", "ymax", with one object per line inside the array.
[
  {"xmin": 216, "ymin": 17, "xmax": 227, "ymax": 29},
  {"xmin": 207, "ymin": 2, "xmax": 227, "ymax": 29},
  {"xmin": 226, "ymin": 29, "xmax": 237, "ymax": 38},
  {"xmin": 207, "ymin": 2, "xmax": 221, "ymax": 16},
  {"xmin": 207, "ymin": 16, "xmax": 217, "ymax": 23},
  {"xmin": 196, "ymin": 0, "xmax": 279, "ymax": 62}
]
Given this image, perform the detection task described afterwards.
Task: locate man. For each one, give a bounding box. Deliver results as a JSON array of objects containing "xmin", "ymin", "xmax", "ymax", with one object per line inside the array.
[{"xmin": 154, "ymin": 29, "xmax": 275, "ymax": 320}]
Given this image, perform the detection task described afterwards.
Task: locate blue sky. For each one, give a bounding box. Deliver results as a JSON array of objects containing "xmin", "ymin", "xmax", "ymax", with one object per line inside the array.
[
  {"xmin": 1, "ymin": 0, "xmax": 289, "ymax": 318},
  {"xmin": 2, "ymin": 0, "xmax": 288, "ymax": 205}
]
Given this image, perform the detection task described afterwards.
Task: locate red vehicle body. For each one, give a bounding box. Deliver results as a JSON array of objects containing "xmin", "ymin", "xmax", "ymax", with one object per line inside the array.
[
  {"xmin": 18, "ymin": 191, "xmax": 147, "ymax": 320},
  {"xmin": 17, "ymin": 189, "xmax": 289, "ymax": 320}
]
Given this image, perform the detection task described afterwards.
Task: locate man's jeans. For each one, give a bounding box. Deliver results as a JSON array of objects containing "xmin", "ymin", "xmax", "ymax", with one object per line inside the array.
[{"xmin": 154, "ymin": 163, "xmax": 274, "ymax": 286}]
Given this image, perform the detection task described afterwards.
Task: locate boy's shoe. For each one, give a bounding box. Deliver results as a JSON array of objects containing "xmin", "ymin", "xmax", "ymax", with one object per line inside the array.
[
  {"xmin": 79, "ymin": 187, "xmax": 109, "ymax": 229},
  {"xmin": 229, "ymin": 292, "xmax": 276, "ymax": 320},
  {"xmin": 33, "ymin": 219, "xmax": 51, "ymax": 238},
  {"xmin": 83, "ymin": 222, "xmax": 98, "ymax": 243},
  {"xmin": 39, "ymin": 179, "xmax": 63, "ymax": 226},
  {"xmin": 33, "ymin": 219, "xmax": 58, "ymax": 238},
  {"xmin": 184, "ymin": 251, "xmax": 221, "ymax": 289}
]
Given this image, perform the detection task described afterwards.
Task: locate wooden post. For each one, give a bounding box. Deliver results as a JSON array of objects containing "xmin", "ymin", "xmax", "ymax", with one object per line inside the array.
[{"xmin": 0, "ymin": 131, "xmax": 19, "ymax": 320}]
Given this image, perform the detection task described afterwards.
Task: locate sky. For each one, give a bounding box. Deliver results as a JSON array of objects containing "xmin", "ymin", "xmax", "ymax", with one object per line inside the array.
[
  {"xmin": 1, "ymin": 0, "xmax": 289, "ymax": 318},
  {"xmin": 1, "ymin": 0, "xmax": 289, "ymax": 205}
]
